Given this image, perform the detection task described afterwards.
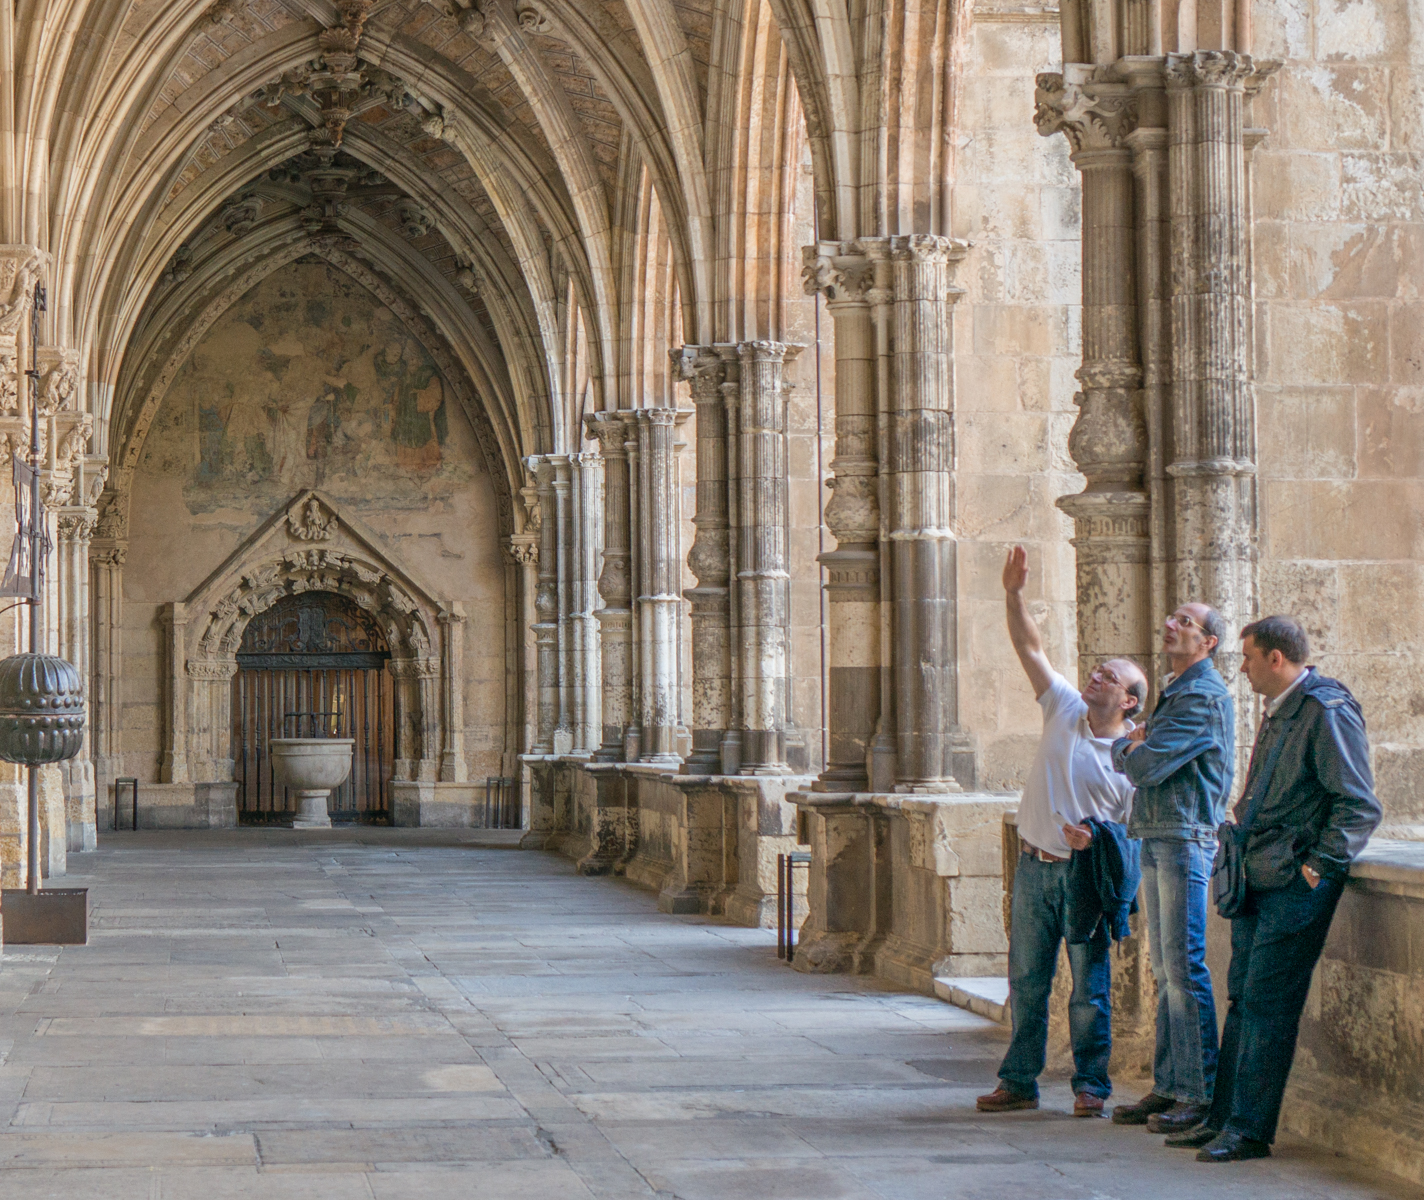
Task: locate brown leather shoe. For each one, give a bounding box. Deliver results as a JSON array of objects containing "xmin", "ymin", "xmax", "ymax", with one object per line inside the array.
[
  {"xmin": 1073, "ymin": 1092, "xmax": 1105, "ymax": 1118},
  {"xmin": 976, "ymin": 1086, "xmax": 1038, "ymax": 1113},
  {"xmin": 1111, "ymin": 1091, "xmax": 1176, "ymax": 1125}
]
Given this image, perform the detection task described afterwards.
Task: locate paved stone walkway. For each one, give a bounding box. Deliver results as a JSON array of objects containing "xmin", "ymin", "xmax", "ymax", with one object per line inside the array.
[{"xmin": 0, "ymin": 831, "xmax": 1408, "ymax": 1199}]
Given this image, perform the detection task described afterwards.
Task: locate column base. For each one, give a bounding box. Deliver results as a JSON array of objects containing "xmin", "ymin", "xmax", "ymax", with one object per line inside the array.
[{"xmin": 66, "ymin": 821, "xmax": 97, "ymax": 853}]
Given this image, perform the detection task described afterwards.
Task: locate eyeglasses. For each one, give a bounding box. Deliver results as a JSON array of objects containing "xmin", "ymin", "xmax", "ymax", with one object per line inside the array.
[
  {"xmin": 1090, "ymin": 665, "xmax": 1125, "ymax": 688},
  {"xmin": 1166, "ymin": 611, "xmax": 1203, "ymax": 632}
]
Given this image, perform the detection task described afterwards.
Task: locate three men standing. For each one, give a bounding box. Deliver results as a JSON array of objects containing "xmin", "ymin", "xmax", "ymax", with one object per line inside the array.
[{"xmin": 977, "ymin": 547, "xmax": 1147, "ymax": 1117}]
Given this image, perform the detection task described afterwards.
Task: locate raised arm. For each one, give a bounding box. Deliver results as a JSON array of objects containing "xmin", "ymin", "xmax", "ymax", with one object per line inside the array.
[{"xmin": 1003, "ymin": 546, "xmax": 1054, "ymax": 700}]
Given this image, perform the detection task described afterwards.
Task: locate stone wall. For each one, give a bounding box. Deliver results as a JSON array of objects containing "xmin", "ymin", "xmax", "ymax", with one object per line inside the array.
[
  {"xmin": 1252, "ymin": 0, "xmax": 1424, "ymax": 830},
  {"xmin": 1284, "ymin": 841, "xmax": 1424, "ymax": 1185},
  {"xmin": 951, "ymin": 4, "xmax": 1086, "ymax": 790},
  {"xmin": 121, "ymin": 258, "xmax": 507, "ymax": 794}
]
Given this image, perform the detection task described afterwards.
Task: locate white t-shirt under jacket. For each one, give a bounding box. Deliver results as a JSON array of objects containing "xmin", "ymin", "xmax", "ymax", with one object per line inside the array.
[{"xmin": 1016, "ymin": 672, "xmax": 1136, "ymax": 859}]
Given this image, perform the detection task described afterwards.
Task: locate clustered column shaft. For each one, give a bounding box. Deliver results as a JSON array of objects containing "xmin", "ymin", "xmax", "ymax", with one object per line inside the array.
[
  {"xmin": 1036, "ymin": 52, "xmax": 1276, "ymax": 713},
  {"xmin": 734, "ymin": 341, "xmax": 799, "ymax": 774},
  {"xmin": 633, "ymin": 408, "xmax": 690, "ymax": 763},
  {"xmin": 587, "ymin": 412, "xmax": 632, "ymax": 761},
  {"xmin": 800, "ymin": 235, "xmax": 974, "ymax": 795},
  {"xmin": 676, "ymin": 351, "xmax": 733, "ymax": 774},
  {"xmin": 530, "ymin": 456, "xmax": 559, "ymax": 755},
  {"xmin": 1034, "ymin": 75, "xmax": 1152, "ymax": 689}
]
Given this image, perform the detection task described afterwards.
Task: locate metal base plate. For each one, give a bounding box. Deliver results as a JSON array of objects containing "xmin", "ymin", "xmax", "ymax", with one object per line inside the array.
[{"xmin": 2, "ymin": 888, "xmax": 89, "ymax": 945}]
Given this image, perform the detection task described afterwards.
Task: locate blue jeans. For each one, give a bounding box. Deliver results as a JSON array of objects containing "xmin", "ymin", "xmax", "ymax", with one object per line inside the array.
[
  {"xmin": 998, "ymin": 853, "xmax": 1112, "ymax": 1099},
  {"xmin": 1206, "ymin": 871, "xmax": 1345, "ymax": 1142},
  {"xmin": 1140, "ymin": 837, "xmax": 1218, "ymax": 1105}
]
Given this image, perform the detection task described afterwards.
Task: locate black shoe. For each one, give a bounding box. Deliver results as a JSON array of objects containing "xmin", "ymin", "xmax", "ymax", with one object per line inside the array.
[
  {"xmin": 1196, "ymin": 1130, "xmax": 1272, "ymax": 1163},
  {"xmin": 1147, "ymin": 1102, "xmax": 1211, "ymax": 1133},
  {"xmin": 1164, "ymin": 1122, "xmax": 1220, "ymax": 1148},
  {"xmin": 1111, "ymin": 1091, "xmax": 1176, "ymax": 1125}
]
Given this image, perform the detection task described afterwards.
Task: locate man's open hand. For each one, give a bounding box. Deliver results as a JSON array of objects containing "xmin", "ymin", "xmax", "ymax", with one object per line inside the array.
[
  {"xmin": 1003, "ymin": 545, "xmax": 1028, "ymax": 594},
  {"xmin": 1063, "ymin": 823, "xmax": 1093, "ymax": 852}
]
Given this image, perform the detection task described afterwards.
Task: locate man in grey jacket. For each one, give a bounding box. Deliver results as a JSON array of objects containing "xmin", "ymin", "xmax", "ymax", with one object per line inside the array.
[
  {"xmin": 1167, "ymin": 615, "xmax": 1382, "ymax": 1162},
  {"xmin": 1109, "ymin": 603, "xmax": 1234, "ymax": 1133}
]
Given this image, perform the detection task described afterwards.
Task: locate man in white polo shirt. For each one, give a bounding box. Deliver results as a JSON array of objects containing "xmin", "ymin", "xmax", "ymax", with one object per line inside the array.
[{"xmin": 976, "ymin": 546, "xmax": 1147, "ymax": 1118}]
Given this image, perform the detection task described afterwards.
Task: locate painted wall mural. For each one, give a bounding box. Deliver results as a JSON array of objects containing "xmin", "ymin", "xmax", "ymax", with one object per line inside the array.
[{"xmin": 145, "ymin": 257, "xmax": 475, "ymax": 512}]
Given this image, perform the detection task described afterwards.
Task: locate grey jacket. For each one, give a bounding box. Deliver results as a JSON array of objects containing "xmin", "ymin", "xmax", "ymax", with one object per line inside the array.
[
  {"xmin": 1112, "ymin": 657, "xmax": 1235, "ymax": 841},
  {"xmin": 1235, "ymin": 668, "xmax": 1382, "ymax": 888}
]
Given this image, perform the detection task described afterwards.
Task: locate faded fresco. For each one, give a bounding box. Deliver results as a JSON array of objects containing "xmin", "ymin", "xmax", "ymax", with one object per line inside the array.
[{"xmin": 144, "ymin": 258, "xmax": 475, "ymax": 512}]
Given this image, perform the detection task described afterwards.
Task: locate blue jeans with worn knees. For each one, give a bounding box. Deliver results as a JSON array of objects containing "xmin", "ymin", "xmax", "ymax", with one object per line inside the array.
[
  {"xmin": 1206, "ymin": 872, "xmax": 1344, "ymax": 1143},
  {"xmin": 997, "ymin": 854, "xmax": 1113, "ymax": 1100},
  {"xmin": 1140, "ymin": 837, "xmax": 1218, "ymax": 1105}
]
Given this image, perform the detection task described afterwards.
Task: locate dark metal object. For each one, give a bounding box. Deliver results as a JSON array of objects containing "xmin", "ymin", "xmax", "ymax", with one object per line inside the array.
[
  {"xmin": 282, "ymin": 710, "xmax": 342, "ymax": 737},
  {"xmin": 114, "ymin": 777, "xmax": 139, "ymax": 831},
  {"xmin": 2, "ymin": 887, "xmax": 88, "ymax": 944},
  {"xmin": 0, "ymin": 283, "xmax": 87, "ymax": 933},
  {"xmin": 0, "ymin": 653, "xmax": 85, "ymax": 765},
  {"xmin": 484, "ymin": 776, "xmax": 519, "ymax": 829},
  {"xmin": 777, "ymin": 851, "xmax": 811, "ymax": 963}
]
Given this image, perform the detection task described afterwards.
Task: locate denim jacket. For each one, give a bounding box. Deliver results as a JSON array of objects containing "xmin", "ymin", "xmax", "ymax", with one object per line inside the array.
[{"xmin": 1112, "ymin": 657, "xmax": 1235, "ymax": 841}]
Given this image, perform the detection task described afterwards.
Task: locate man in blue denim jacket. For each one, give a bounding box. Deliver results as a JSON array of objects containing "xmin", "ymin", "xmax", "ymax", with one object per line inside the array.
[{"xmin": 1108, "ymin": 602, "xmax": 1235, "ymax": 1134}]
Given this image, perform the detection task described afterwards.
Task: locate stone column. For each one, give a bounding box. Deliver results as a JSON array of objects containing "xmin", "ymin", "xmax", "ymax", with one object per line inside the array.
[
  {"xmin": 56, "ymin": 506, "xmax": 96, "ymax": 850},
  {"xmin": 1165, "ymin": 51, "xmax": 1272, "ymax": 665},
  {"xmin": 623, "ymin": 421, "xmax": 644, "ymax": 762},
  {"xmin": 438, "ymin": 603, "xmax": 467, "ymax": 782},
  {"xmin": 1034, "ymin": 72, "xmax": 1152, "ymax": 685},
  {"xmin": 161, "ymin": 603, "xmax": 189, "ymax": 782},
  {"xmin": 734, "ymin": 341, "xmax": 801, "ymax": 774},
  {"xmin": 803, "ymin": 245, "xmax": 880, "ymax": 793},
  {"xmin": 90, "ymin": 538, "xmax": 125, "ymax": 818},
  {"xmin": 529, "ymin": 457, "xmax": 559, "ymax": 755},
  {"xmin": 884, "ymin": 235, "xmax": 973, "ymax": 791},
  {"xmin": 633, "ymin": 408, "xmax": 690, "ymax": 763},
  {"xmin": 550, "ymin": 454, "xmax": 574, "ymax": 755},
  {"xmin": 675, "ymin": 349, "xmax": 732, "ymax": 775},
  {"xmin": 587, "ymin": 412, "xmax": 632, "ymax": 761}
]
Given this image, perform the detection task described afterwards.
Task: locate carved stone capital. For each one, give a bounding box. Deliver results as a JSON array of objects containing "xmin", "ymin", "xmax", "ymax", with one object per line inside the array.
[
  {"xmin": 1035, "ymin": 72, "xmax": 1139, "ymax": 154},
  {"xmin": 36, "ymin": 347, "xmax": 80, "ymax": 415},
  {"xmin": 0, "ymin": 245, "xmax": 48, "ymax": 340},
  {"xmin": 585, "ymin": 409, "xmax": 630, "ymax": 457},
  {"xmin": 186, "ymin": 658, "xmax": 238, "ymax": 682},
  {"xmin": 56, "ymin": 509, "xmax": 97, "ymax": 542},
  {"xmin": 91, "ymin": 542, "xmax": 127, "ymax": 568},
  {"xmin": 887, "ymin": 234, "xmax": 970, "ymax": 266},
  {"xmin": 504, "ymin": 537, "xmax": 538, "ymax": 566},
  {"xmin": 737, "ymin": 340, "xmax": 804, "ymax": 368},
  {"xmin": 801, "ymin": 242, "xmax": 873, "ymax": 303},
  {"xmin": 1165, "ymin": 49, "xmax": 1264, "ymax": 92},
  {"xmin": 671, "ymin": 346, "xmax": 726, "ymax": 399}
]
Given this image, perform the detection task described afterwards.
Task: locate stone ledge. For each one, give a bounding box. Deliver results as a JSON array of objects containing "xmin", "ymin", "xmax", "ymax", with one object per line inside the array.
[
  {"xmin": 1349, "ymin": 838, "xmax": 1424, "ymax": 899},
  {"xmin": 934, "ymin": 975, "xmax": 1010, "ymax": 1026}
]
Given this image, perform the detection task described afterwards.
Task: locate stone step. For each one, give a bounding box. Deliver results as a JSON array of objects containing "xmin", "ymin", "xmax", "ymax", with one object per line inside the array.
[{"xmin": 935, "ymin": 975, "xmax": 1010, "ymax": 1026}]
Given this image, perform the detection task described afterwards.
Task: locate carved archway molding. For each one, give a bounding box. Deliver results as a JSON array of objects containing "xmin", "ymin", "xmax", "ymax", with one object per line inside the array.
[{"xmin": 163, "ymin": 489, "xmax": 466, "ymax": 790}]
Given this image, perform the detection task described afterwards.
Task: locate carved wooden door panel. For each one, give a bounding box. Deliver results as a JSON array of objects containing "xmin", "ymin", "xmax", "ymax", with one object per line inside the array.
[{"xmin": 231, "ymin": 591, "xmax": 394, "ymax": 824}]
